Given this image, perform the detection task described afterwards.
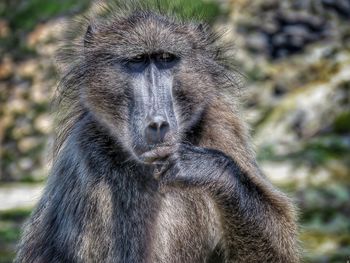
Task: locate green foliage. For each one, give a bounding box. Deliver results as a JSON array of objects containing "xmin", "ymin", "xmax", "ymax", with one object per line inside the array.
[
  {"xmin": 0, "ymin": 0, "xmax": 90, "ymax": 59},
  {"xmin": 145, "ymin": 0, "xmax": 222, "ymax": 23},
  {"xmin": 102, "ymin": 0, "xmax": 223, "ymax": 24},
  {"xmin": 0, "ymin": 208, "xmax": 31, "ymax": 262},
  {"xmin": 1, "ymin": 0, "xmax": 90, "ymax": 31},
  {"xmin": 334, "ymin": 111, "xmax": 350, "ymax": 134},
  {"xmin": 258, "ymin": 136, "xmax": 350, "ymax": 166},
  {"xmin": 0, "ymin": 208, "xmax": 31, "ymax": 222},
  {"xmin": 293, "ymin": 137, "xmax": 349, "ymax": 165},
  {"xmin": 0, "ymin": 226, "xmax": 20, "ymax": 244}
]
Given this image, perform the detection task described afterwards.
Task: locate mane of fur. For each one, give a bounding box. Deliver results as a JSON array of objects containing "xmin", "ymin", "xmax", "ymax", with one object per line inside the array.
[{"xmin": 53, "ymin": 0, "xmax": 240, "ymax": 158}]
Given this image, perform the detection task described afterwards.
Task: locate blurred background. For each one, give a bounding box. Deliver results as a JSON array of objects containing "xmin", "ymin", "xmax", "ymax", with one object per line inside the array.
[{"xmin": 0, "ymin": 0, "xmax": 349, "ymax": 262}]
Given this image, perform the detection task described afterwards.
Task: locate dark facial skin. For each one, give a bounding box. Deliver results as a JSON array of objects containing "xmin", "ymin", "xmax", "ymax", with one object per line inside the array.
[{"xmin": 126, "ymin": 52, "xmax": 179, "ymax": 156}]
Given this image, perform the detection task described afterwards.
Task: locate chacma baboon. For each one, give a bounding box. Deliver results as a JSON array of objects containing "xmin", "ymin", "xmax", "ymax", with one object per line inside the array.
[{"xmin": 16, "ymin": 2, "xmax": 300, "ymax": 263}]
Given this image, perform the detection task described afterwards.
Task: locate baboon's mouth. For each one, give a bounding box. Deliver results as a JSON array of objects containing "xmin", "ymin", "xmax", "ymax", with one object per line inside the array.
[
  {"xmin": 132, "ymin": 130, "xmax": 178, "ymax": 161},
  {"xmin": 139, "ymin": 143, "xmax": 173, "ymax": 155},
  {"xmin": 133, "ymin": 141, "xmax": 176, "ymax": 163}
]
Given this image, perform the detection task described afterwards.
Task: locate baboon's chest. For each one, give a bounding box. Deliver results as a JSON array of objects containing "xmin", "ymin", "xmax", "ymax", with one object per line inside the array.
[{"xmin": 149, "ymin": 189, "xmax": 222, "ymax": 262}]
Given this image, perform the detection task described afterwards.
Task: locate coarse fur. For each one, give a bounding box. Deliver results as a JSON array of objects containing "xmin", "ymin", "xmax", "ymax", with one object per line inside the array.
[{"xmin": 16, "ymin": 1, "xmax": 300, "ymax": 262}]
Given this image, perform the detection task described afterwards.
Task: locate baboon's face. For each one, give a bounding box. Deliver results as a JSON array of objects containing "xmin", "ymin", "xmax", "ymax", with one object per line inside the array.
[{"xmin": 82, "ymin": 12, "xmax": 219, "ymax": 160}]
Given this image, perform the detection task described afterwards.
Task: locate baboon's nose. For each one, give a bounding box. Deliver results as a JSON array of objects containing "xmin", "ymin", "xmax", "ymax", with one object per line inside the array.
[{"xmin": 145, "ymin": 115, "xmax": 170, "ymax": 145}]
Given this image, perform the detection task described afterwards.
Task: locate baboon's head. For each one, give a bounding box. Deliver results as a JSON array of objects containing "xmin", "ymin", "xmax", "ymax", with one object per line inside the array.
[{"xmin": 80, "ymin": 10, "xmax": 234, "ymax": 161}]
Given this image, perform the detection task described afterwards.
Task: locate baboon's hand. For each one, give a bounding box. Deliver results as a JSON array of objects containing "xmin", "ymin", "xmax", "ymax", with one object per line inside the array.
[
  {"xmin": 146, "ymin": 144, "xmax": 231, "ymax": 186},
  {"xmin": 139, "ymin": 145, "xmax": 175, "ymax": 165}
]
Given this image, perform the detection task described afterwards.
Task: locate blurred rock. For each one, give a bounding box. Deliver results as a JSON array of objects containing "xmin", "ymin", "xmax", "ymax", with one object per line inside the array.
[
  {"xmin": 16, "ymin": 60, "xmax": 38, "ymax": 78},
  {"xmin": 322, "ymin": 0, "xmax": 350, "ymax": 18},
  {"xmin": 27, "ymin": 19, "xmax": 65, "ymax": 47},
  {"xmin": 0, "ymin": 17, "xmax": 64, "ymax": 183},
  {"xmin": 230, "ymin": 1, "xmax": 350, "ymax": 261},
  {"xmin": 261, "ymin": 161, "xmax": 310, "ymax": 187},
  {"xmin": 7, "ymin": 97, "xmax": 29, "ymax": 114},
  {"xmin": 234, "ymin": 0, "xmax": 348, "ymax": 59},
  {"xmin": 12, "ymin": 119, "xmax": 32, "ymax": 139},
  {"xmin": 18, "ymin": 158, "xmax": 34, "ymax": 171},
  {"xmin": 0, "ymin": 19, "xmax": 10, "ymax": 38},
  {"xmin": 0, "ymin": 184, "xmax": 43, "ymax": 210},
  {"xmin": 34, "ymin": 114, "xmax": 52, "ymax": 134},
  {"xmin": 0, "ymin": 56, "xmax": 14, "ymax": 80},
  {"xmin": 17, "ymin": 137, "xmax": 40, "ymax": 153}
]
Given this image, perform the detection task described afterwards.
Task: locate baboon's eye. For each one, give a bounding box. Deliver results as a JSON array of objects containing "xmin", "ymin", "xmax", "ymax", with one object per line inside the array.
[
  {"xmin": 125, "ymin": 54, "xmax": 148, "ymax": 71},
  {"xmin": 130, "ymin": 54, "xmax": 147, "ymax": 63},
  {"xmin": 156, "ymin": 52, "xmax": 176, "ymax": 63}
]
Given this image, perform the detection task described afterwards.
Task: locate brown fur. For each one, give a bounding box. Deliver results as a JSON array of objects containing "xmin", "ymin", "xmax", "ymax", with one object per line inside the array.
[{"xmin": 16, "ymin": 2, "xmax": 299, "ymax": 263}]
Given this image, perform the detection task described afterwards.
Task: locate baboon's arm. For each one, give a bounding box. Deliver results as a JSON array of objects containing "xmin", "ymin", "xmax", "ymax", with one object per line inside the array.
[{"xmin": 143, "ymin": 144, "xmax": 300, "ymax": 263}]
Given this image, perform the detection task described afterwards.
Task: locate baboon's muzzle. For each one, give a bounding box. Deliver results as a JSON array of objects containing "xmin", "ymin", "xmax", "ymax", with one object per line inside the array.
[{"xmin": 134, "ymin": 63, "xmax": 177, "ymax": 148}]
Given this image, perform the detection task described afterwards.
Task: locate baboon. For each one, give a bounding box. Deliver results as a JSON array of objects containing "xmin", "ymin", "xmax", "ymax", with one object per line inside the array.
[{"xmin": 16, "ymin": 2, "xmax": 300, "ymax": 263}]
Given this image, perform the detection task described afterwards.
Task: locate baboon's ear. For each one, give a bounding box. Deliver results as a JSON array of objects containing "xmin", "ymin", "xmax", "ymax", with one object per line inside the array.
[{"xmin": 84, "ymin": 24, "xmax": 95, "ymax": 49}]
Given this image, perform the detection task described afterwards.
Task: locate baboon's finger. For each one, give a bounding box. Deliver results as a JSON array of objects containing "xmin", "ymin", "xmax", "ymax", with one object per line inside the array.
[{"xmin": 140, "ymin": 146, "xmax": 174, "ymax": 164}]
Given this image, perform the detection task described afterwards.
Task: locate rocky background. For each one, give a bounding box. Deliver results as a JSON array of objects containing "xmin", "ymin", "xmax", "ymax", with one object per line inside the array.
[{"xmin": 0, "ymin": 0, "xmax": 349, "ymax": 262}]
